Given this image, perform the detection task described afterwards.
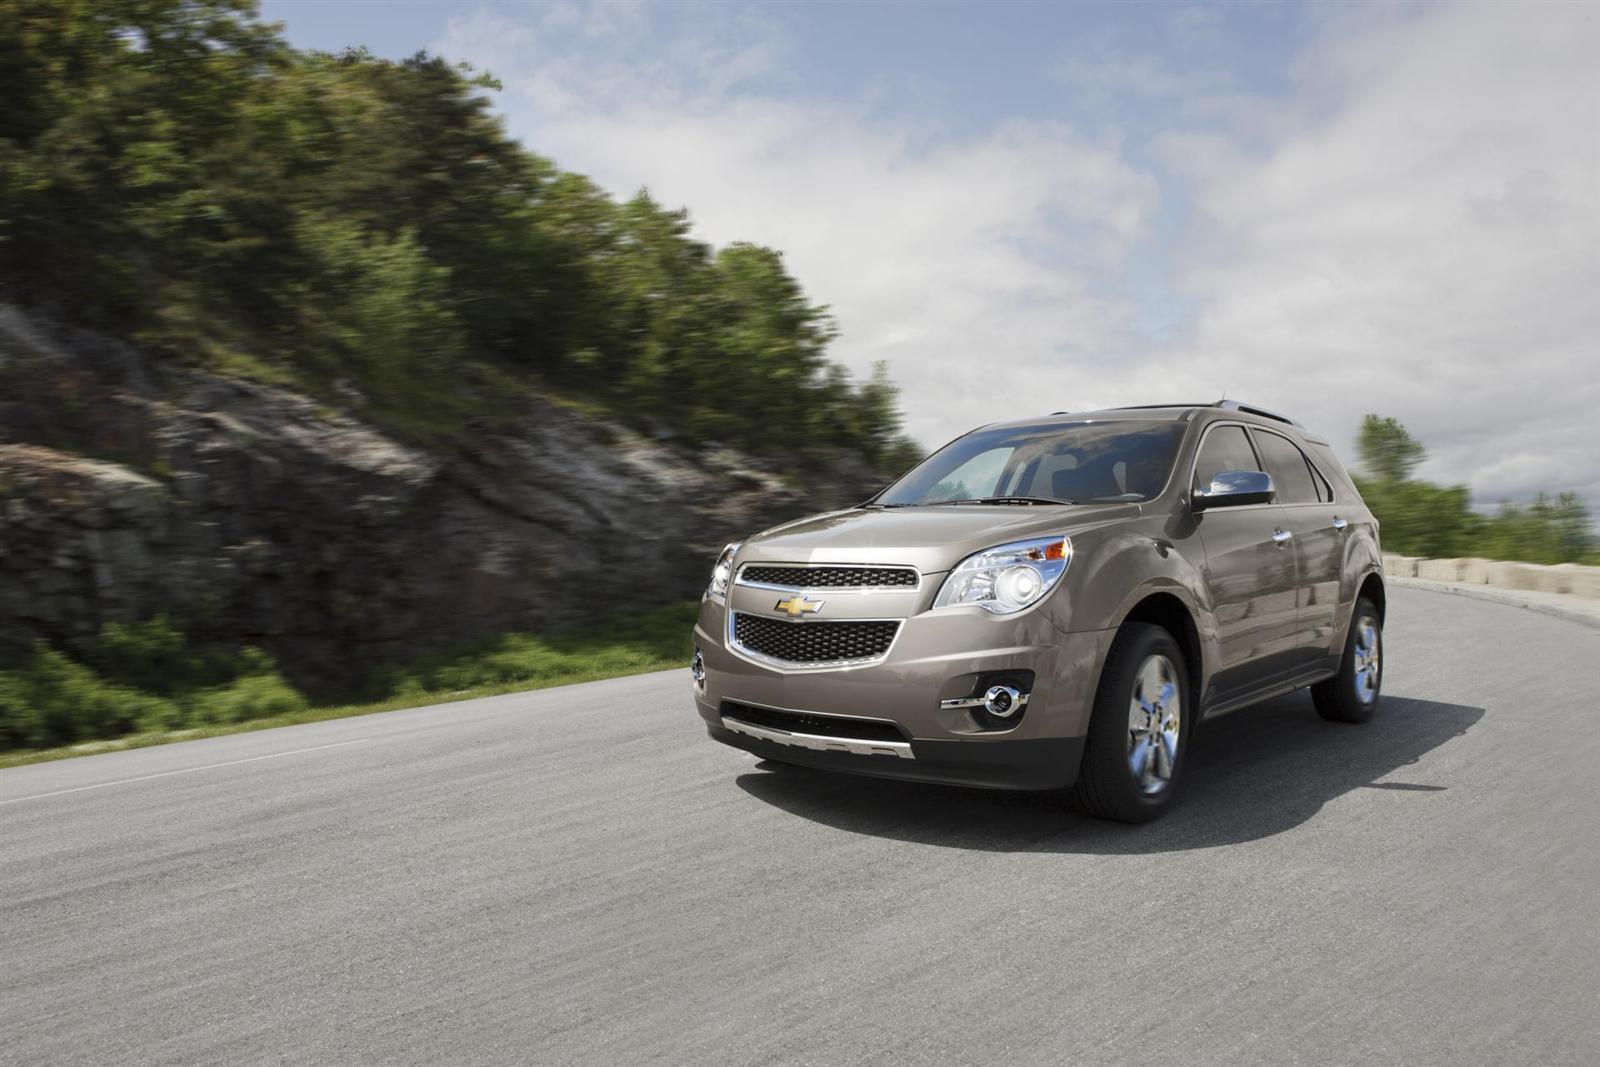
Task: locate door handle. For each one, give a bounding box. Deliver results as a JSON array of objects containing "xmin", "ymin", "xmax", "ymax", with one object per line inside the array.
[
  {"xmin": 1272, "ymin": 529, "xmax": 1293, "ymax": 544},
  {"xmin": 1331, "ymin": 517, "xmax": 1348, "ymax": 531}
]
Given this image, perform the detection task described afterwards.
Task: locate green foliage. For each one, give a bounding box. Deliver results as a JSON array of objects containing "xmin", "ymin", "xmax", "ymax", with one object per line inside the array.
[
  {"xmin": 0, "ymin": 641, "xmax": 182, "ymax": 749},
  {"xmin": 1475, "ymin": 492, "xmax": 1595, "ymax": 565},
  {"xmin": 0, "ymin": 615, "xmax": 308, "ymax": 749},
  {"xmin": 1353, "ymin": 415, "xmax": 1595, "ymax": 564},
  {"xmin": 1354, "ymin": 476, "xmax": 1479, "ymax": 560},
  {"xmin": 0, "ymin": 604, "xmax": 698, "ymax": 757},
  {"xmin": 0, "ymin": 0, "xmax": 919, "ymax": 467},
  {"xmin": 375, "ymin": 601, "xmax": 697, "ymax": 699},
  {"xmin": 1356, "ymin": 414, "xmax": 1427, "ymax": 482}
]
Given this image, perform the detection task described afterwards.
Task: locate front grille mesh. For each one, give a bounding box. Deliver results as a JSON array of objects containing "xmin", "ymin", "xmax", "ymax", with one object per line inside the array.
[
  {"xmin": 721, "ymin": 701, "xmax": 907, "ymax": 742},
  {"xmin": 732, "ymin": 614, "xmax": 900, "ymax": 665},
  {"xmin": 739, "ymin": 565, "xmax": 918, "ymax": 589}
]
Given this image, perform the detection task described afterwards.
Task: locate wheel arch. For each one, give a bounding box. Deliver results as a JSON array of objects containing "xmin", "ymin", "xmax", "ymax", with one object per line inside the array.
[
  {"xmin": 1116, "ymin": 591, "xmax": 1204, "ymax": 714},
  {"xmin": 1358, "ymin": 570, "xmax": 1386, "ymax": 621}
]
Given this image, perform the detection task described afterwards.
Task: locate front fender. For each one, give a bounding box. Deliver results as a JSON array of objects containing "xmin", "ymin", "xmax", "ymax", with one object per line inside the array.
[{"xmin": 1050, "ymin": 521, "xmax": 1219, "ymax": 691}]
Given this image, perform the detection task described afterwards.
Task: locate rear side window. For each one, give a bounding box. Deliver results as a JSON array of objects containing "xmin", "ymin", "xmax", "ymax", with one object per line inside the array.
[
  {"xmin": 1193, "ymin": 425, "xmax": 1260, "ymax": 490},
  {"xmin": 1253, "ymin": 431, "xmax": 1319, "ymax": 505}
]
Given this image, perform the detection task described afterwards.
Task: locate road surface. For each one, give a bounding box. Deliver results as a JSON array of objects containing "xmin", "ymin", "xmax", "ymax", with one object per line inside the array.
[{"xmin": 3, "ymin": 587, "xmax": 1598, "ymax": 1065}]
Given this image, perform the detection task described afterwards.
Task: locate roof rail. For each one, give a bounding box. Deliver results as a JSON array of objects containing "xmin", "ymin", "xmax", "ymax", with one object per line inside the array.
[
  {"xmin": 1214, "ymin": 400, "xmax": 1302, "ymax": 428},
  {"xmin": 1100, "ymin": 403, "xmax": 1213, "ymax": 413}
]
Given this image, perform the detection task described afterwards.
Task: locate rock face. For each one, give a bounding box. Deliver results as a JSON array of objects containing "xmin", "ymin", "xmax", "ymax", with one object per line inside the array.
[{"xmin": 0, "ymin": 308, "xmax": 874, "ymax": 693}]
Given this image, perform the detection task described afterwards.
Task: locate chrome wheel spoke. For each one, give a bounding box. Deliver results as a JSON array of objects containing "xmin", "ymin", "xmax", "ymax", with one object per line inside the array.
[
  {"xmin": 1351, "ymin": 617, "xmax": 1381, "ymax": 705},
  {"xmin": 1153, "ymin": 735, "xmax": 1173, "ymax": 779},
  {"xmin": 1130, "ymin": 738, "xmax": 1154, "ymax": 780},
  {"xmin": 1126, "ymin": 653, "xmax": 1181, "ymax": 795}
]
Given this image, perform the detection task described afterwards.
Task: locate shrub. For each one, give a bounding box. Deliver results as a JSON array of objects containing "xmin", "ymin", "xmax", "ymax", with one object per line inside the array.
[{"xmin": 0, "ymin": 642, "xmax": 180, "ymax": 749}]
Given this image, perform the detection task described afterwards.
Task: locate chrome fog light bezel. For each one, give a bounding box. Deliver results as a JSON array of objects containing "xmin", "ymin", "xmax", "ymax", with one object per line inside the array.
[{"xmin": 982, "ymin": 685, "xmax": 1023, "ymax": 718}]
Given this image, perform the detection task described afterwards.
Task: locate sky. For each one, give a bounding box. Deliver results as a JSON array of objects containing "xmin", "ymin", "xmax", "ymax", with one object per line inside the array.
[{"xmin": 261, "ymin": 0, "xmax": 1600, "ymax": 510}]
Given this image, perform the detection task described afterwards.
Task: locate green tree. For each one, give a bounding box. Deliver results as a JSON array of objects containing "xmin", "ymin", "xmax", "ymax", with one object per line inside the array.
[
  {"xmin": 0, "ymin": 0, "xmax": 920, "ymax": 468},
  {"xmin": 1352, "ymin": 416, "xmax": 1595, "ymax": 563},
  {"xmin": 1356, "ymin": 414, "xmax": 1427, "ymax": 482}
]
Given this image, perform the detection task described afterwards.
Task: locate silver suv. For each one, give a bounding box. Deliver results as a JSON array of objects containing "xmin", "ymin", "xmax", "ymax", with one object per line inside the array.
[{"xmin": 691, "ymin": 402, "xmax": 1384, "ymax": 821}]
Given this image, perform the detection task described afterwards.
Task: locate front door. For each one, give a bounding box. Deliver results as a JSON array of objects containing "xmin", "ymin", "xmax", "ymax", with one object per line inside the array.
[{"xmin": 1191, "ymin": 424, "xmax": 1302, "ymax": 700}]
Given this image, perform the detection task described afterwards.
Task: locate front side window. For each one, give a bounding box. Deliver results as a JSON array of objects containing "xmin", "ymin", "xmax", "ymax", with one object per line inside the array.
[
  {"xmin": 876, "ymin": 420, "xmax": 1186, "ymax": 506},
  {"xmin": 1192, "ymin": 425, "xmax": 1260, "ymax": 490}
]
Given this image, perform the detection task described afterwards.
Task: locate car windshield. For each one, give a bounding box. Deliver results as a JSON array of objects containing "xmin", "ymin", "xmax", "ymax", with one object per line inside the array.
[{"xmin": 874, "ymin": 420, "xmax": 1186, "ymax": 507}]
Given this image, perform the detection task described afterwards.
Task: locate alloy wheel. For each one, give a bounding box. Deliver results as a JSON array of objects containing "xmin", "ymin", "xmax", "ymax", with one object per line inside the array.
[{"xmin": 1126, "ymin": 654, "xmax": 1181, "ymax": 795}]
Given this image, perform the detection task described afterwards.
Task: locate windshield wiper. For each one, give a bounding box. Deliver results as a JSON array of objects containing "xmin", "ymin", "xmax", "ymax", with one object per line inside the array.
[{"xmin": 941, "ymin": 496, "xmax": 1076, "ymax": 506}]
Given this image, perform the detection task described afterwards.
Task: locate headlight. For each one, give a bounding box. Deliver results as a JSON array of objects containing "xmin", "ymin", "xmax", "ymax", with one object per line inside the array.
[
  {"xmin": 707, "ymin": 542, "xmax": 741, "ymax": 599},
  {"xmin": 932, "ymin": 536, "xmax": 1072, "ymax": 614}
]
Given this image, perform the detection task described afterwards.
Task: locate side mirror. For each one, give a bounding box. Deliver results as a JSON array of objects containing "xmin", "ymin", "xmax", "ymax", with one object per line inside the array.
[{"xmin": 1192, "ymin": 469, "xmax": 1275, "ymax": 512}]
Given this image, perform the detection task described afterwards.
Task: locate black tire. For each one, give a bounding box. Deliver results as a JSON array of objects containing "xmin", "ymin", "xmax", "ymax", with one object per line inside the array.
[
  {"xmin": 1312, "ymin": 597, "xmax": 1383, "ymax": 724},
  {"xmin": 1068, "ymin": 622, "xmax": 1191, "ymax": 823}
]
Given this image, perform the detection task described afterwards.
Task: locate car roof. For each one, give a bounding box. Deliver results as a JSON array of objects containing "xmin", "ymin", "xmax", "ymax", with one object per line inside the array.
[{"xmin": 978, "ymin": 402, "xmax": 1329, "ymax": 444}]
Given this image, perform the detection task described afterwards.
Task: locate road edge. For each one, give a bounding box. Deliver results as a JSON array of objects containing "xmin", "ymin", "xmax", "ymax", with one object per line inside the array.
[{"xmin": 1389, "ymin": 576, "xmax": 1600, "ymax": 632}]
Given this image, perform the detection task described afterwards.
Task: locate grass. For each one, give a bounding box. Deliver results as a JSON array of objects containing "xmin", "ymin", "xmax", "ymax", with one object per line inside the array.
[{"xmin": 0, "ymin": 601, "xmax": 700, "ymax": 771}]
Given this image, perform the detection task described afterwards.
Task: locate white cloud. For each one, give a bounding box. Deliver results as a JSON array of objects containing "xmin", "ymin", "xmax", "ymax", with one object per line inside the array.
[
  {"xmin": 437, "ymin": 5, "xmax": 1159, "ymax": 450},
  {"xmin": 1128, "ymin": 1, "xmax": 1600, "ymax": 505},
  {"xmin": 438, "ymin": 1, "xmax": 1599, "ymax": 508}
]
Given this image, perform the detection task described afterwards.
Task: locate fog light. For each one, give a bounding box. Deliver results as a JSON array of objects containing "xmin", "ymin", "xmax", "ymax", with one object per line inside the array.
[
  {"xmin": 983, "ymin": 685, "xmax": 1022, "ymax": 718},
  {"xmin": 691, "ymin": 649, "xmax": 706, "ymax": 690}
]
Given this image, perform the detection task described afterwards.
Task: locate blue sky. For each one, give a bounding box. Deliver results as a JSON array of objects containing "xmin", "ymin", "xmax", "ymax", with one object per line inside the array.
[{"xmin": 262, "ymin": 1, "xmax": 1599, "ymax": 508}]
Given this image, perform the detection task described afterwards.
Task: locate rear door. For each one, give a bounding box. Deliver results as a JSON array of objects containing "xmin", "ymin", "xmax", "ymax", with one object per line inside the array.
[
  {"xmin": 1250, "ymin": 428, "xmax": 1344, "ymax": 669},
  {"xmin": 1190, "ymin": 423, "xmax": 1301, "ymax": 699}
]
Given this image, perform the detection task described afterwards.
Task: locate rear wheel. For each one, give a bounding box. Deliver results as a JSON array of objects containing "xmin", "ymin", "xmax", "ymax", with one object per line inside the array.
[
  {"xmin": 1312, "ymin": 597, "xmax": 1382, "ymax": 723},
  {"xmin": 1069, "ymin": 623, "xmax": 1190, "ymax": 823}
]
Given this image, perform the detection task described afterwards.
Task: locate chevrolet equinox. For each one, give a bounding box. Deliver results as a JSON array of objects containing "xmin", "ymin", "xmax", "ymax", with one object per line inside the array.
[{"xmin": 691, "ymin": 401, "xmax": 1384, "ymax": 822}]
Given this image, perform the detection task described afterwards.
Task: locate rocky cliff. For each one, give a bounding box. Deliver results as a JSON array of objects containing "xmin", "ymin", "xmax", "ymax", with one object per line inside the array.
[{"xmin": 0, "ymin": 309, "xmax": 875, "ymax": 694}]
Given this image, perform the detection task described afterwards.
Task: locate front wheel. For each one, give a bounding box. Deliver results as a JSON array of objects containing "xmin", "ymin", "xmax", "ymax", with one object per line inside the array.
[
  {"xmin": 1069, "ymin": 623, "xmax": 1190, "ymax": 823},
  {"xmin": 1311, "ymin": 597, "xmax": 1383, "ymax": 723}
]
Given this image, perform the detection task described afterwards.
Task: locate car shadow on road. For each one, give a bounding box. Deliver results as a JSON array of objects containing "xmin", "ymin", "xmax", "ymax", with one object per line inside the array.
[{"xmin": 733, "ymin": 695, "xmax": 1484, "ymax": 853}]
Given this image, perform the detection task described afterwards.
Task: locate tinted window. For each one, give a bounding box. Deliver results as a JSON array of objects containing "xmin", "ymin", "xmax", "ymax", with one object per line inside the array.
[
  {"xmin": 1254, "ymin": 431, "xmax": 1318, "ymax": 504},
  {"xmin": 877, "ymin": 420, "xmax": 1186, "ymax": 506},
  {"xmin": 1305, "ymin": 457, "xmax": 1334, "ymax": 502},
  {"xmin": 1193, "ymin": 425, "xmax": 1260, "ymax": 490}
]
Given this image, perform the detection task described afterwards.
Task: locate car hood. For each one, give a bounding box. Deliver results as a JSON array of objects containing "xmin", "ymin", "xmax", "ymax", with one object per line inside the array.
[{"xmin": 738, "ymin": 503, "xmax": 1141, "ymax": 574}]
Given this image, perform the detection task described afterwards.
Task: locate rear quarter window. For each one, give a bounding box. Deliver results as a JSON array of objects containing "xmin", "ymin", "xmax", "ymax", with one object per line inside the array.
[{"xmin": 1304, "ymin": 441, "xmax": 1356, "ymax": 502}]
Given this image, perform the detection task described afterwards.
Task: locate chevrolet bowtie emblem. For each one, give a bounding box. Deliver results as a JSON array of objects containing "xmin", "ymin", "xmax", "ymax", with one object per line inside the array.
[{"xmin": 774, "ymin": 595, "xmax": 824, "ymax": 618}]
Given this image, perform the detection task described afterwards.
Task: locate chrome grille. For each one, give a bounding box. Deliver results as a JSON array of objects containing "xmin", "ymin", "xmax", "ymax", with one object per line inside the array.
[
  {"xmin": 738, "ymin": 564, "xmax": 918, "ymax": 589},
  {"xmin": 731, "ymin": 613, "xmax": 900, "ymax": 666}
]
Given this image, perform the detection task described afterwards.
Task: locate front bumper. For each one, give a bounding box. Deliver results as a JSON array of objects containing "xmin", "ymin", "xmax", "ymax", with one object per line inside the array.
[
  {"xmin": 692, "ymin": 596, "xmax": 1113, "ymax": 791},
  {"xmin": 705, "ymin": 718, "xmax": 1087, "ymax": 790}
]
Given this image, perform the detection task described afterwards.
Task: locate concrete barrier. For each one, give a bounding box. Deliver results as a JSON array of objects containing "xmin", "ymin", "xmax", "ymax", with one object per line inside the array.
[{"xmin": 1383, "ymin": 554, "xmax": 1600, "ymax": 600}]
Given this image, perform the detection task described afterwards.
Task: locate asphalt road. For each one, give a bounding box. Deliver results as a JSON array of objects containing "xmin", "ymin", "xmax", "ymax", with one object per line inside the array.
[{"xmin": 3, "ymin": 587, "xmax": 1598, "ymax": 1066}]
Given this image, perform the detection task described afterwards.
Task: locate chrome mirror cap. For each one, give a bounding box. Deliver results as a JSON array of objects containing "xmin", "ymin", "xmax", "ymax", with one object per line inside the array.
[{"xmin": 1192, "ymin": 469, "xmax": 1275, "ymax": 511}]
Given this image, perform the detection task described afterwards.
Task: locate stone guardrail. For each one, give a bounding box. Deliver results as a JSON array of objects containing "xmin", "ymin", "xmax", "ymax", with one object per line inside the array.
[{"xmin": 1382, "ymin": 555, "xmax": 1600, "ymax": 599}]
